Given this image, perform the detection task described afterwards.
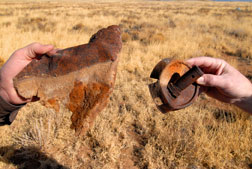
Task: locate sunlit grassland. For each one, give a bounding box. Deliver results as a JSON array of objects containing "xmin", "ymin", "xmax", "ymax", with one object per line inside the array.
[{"xmin": 0, "ymin": 1, "xmax": 251, "ymax": 169}]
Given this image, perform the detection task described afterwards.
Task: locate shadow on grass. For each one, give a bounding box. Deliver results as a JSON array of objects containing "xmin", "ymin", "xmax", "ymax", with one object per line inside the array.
[{"xmin": 0, "ymin": 146, "xmax": 69, "ymax": 169}]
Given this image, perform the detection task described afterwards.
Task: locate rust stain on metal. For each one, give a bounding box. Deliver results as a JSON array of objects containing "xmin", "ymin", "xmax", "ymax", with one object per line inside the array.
[
  {"xmin": 45, "ymin": 98, "xmax": 60, "ymax": 112},
  {"xmin": 68, "ymin": 81, "xmax": 110, "ymax": 136}
]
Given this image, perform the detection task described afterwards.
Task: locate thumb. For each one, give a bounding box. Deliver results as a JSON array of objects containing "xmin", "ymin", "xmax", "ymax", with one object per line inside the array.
[
  {"xmin": 197, "ymin": 74, "xmax": 225, "ymax": 88},
  {"xmin": 1, "ymin": 43, "xmax": 55, "ymax": 80},
  {"xmin": 26, "ymin": 42, "xmax": 54, "ymax": 59}
]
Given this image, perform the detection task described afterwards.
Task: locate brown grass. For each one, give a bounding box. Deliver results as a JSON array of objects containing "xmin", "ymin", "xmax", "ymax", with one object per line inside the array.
[{"xmin": 0, "ymin": 1, "xmax": 252, "ymax": 169}]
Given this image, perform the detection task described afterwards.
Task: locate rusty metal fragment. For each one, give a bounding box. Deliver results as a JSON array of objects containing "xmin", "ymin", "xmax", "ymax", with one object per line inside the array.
[
  {"xmin": 149, "ymin": 59, "xmax": 203, "ymax": 113},
  {"xmin": 14, "ymin": 25, "xmax": 122, "ymax": 136}
]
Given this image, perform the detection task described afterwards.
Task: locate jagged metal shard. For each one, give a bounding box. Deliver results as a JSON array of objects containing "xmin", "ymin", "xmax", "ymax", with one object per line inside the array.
[{"xmin": 14, "ymin": 25, "xmax": 122, "ymax": 136}]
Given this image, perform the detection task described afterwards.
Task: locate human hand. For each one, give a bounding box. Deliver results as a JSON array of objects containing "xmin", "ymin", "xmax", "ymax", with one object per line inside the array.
[
  {"xmin": 0, "ymin": 43, "xmax": 57, "ymax": 105},
  {"xmin": 187, "ymin": 56, "xmax": 252, "ymax": 114}
]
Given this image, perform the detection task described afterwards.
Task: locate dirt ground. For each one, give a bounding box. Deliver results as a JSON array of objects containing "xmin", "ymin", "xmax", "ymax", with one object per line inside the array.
[{"xmin": 0, "ymin": 1, "xmax": 251, "ymax": 169}]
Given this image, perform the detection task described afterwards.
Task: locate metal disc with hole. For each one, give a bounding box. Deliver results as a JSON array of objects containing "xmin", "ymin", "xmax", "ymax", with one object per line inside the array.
[{"xmin": 149, "ymin": 59, "xmax": 200, "ymax": 113}]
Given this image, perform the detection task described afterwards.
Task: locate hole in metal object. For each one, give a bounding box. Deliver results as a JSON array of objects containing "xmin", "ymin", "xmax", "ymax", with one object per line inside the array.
[
  {"xmin": 167, "ymin": 73, "xmax": 181, "ymax": 98},
  {"xmin": 169, "ymin": 73, "xmax": 180, "ymax": 84}
]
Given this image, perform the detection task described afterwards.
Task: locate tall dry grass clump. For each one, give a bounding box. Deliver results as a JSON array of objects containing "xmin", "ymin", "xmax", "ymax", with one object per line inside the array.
[{"xmin": 0, "ymin": 1, "xmax": 251, "ymax": 169}]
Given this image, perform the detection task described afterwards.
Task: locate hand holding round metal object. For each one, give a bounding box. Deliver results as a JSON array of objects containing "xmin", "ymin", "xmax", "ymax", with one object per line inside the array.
[{"xmin": 149, "ymin": 58, "xmax": 204, "ymax": 113}]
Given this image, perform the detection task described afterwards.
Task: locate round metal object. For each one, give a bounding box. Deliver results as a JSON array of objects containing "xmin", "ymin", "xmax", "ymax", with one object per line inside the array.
[{"xmin": 149, "ymin": 58, "xmax": 201, "ymax": 113}]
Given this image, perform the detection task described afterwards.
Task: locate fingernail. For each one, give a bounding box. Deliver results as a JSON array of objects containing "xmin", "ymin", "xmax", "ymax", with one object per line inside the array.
[{"xmin": 196, "ymin": 77, "xmax": 204, "ymax": 85}]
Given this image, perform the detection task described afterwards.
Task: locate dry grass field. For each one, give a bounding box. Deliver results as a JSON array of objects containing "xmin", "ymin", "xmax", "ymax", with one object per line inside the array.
[{"xmin": 0, "ymin": 0, "xmax": 252, "ymax": 169}]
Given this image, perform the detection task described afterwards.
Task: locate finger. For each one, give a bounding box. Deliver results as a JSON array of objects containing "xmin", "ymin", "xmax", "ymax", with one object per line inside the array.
[
  {"xmin": 24, "ymin": 42, "xmax": 54, "ymax": 60},
  {"xmin": 196, "ymin": 74, "xmax": 226, "ymax": 89},
  {"xmin": 9, "ymin": 87, "xmax": 29, "ymax": 104},
  {"xmin": 46, "ymin": 48, "xmax": 58, "ymax": 56},
  {"xmin": 1, "ymin": 43, "xmax": 54, "ymax": 81},
  {"xmin": 186, "ymin": 57, "xmax": 226, "ymax": 74},
  {"xmin": 0, "ymin": 84, "xmax": 28, "ymax": 104}
]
